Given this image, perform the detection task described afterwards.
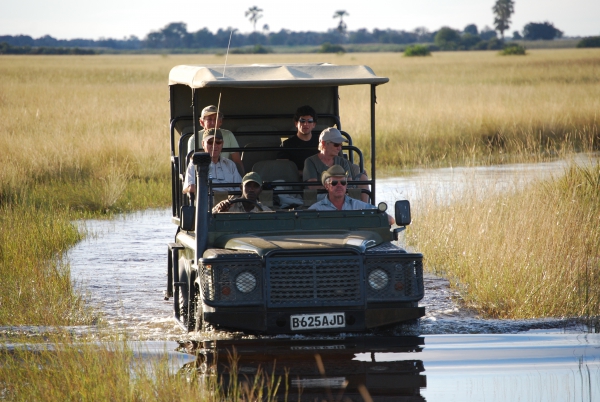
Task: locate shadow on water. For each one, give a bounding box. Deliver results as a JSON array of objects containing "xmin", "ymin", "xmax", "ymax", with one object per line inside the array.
[
  {"xmin": 170, "ymin": 333, "xmax": 600, "ymax": 402},
  {"xmin": 178, "ymin": 335, "xmax": 426, "ymax": 401}
]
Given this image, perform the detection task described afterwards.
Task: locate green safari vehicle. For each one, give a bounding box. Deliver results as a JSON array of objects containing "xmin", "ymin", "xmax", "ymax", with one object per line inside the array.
[{"xmin": 166, "ymin": 63, "xmax": 425, "ymax": 333}]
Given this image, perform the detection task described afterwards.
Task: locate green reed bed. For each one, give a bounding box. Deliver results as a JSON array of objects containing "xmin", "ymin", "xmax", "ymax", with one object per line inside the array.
[
  {"xmin": 1, "ymin": 50, "xmax": 599, "ymax": 326},
  {"xmin": 408, "ymin": 161, "xmax": 600, "ymax": 319},
  {"xmin": 1, "ymin": 340, "xmax": 284, "ymax": 402}
]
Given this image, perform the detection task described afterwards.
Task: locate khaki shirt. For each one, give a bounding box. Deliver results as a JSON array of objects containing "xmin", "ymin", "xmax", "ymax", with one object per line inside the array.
[{"xmin": 227, "ymin": 201, "xmax": 271, "ymax": 213}]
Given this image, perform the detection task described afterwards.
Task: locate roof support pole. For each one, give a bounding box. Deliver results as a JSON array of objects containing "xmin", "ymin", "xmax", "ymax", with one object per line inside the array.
[
  {"xmin": 370, "ymin": 84, "xmax": 377, "ymax": 205},
  {"xmin": 192, "ymin": 89, "xmax": 200, "ymax": 151}
]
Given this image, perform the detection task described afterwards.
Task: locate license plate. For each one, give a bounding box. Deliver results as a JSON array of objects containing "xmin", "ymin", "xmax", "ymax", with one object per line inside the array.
[{"xmin": 290, "ymin": 312, "xmax": 345, "ymax": 331}]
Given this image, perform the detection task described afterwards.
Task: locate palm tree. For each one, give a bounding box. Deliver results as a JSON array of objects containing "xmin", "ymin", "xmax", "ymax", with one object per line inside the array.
[
  {"xmin": 492, "ymin": 0, "xmax": 515, "ymax": 40},
  {"xmin": 333, "ymin": 10, "xmax": 349, "ymax": 34},
  {"xmin": 245, "ymin": 6, "xmax": 263, "ymax": 32}
]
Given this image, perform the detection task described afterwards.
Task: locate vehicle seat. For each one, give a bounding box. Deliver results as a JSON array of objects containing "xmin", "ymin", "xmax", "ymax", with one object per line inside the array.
[
  {"xmin": 241, "ymin": 142, "xmax": 280, "ymax": 174},
  {"xmin": 252, "ymin": 160, "xmax": 302, "ymax": 208}
]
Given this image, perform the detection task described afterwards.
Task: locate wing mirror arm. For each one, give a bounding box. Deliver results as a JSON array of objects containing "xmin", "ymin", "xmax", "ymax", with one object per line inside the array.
[{"xmin": 393, "ymin": 226, "xmax": 406, "ymax": 241}]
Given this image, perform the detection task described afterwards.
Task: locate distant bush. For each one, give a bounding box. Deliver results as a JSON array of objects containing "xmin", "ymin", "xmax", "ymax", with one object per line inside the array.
[
  {"xmin": 318, "ymin": 42, "xmax": 345, "ymax": 53},
  {"xmin": 501, "ymin": 44, "xmax": 526, "ymax": 55},
  {"xmin": 0, "ymin": 42, "xmax": 96, "ymax": 55},
  {"xmin": 230, "ymin": 44, "xmax": 273, "ymax": 54},
  {"xmin": 577, "ymin": 36, "xmax": 600, "ymax": 48},
  {"xmin": 523, "ymin": 22, "xmax": 563, "ymax": 40},
  {"xmin": 434, "ymin": 27, "xmax": 461, "ymax": 50},
  {"xmin": 404, "ymin": 44, "xmax": 431, "ymax": 56}
]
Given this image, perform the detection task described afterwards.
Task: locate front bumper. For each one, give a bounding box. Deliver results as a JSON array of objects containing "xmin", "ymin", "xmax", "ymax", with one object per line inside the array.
[{"xmin": 204, "ymin": 305, "xmax": 425, "ymax": 333}]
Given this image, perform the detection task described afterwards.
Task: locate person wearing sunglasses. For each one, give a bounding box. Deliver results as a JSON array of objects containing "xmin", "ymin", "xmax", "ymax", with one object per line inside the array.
[
  {"xmin": 183, "ymin": 128, "xmax": 242, "ymax": 195},
  {"xmin": 277, "ymin": 105, "xmax": 320, "ymax": 176},
  {"xmin": 187, "ymin": 105, "xmax": 244, "ymax": 175},
  {"xmin": 303, "ymin": 127, "xmax": 370, "ymax": 202},
  {"xmin": 302, "ymin": 127, "xmax": 357, "ymax": 198},
  {"xmin": 308, "ymin": 165, "xmax": 394, "ymax": 225}
]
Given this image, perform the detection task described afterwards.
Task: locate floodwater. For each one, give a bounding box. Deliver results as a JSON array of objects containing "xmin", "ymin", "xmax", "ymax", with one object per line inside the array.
[
  {"xmin": 68, "ymin": 156, "xmax": 596, "ymax": 340},
  {"xmin": 63, "ymin": 156, "xmax": 599, "ymax": 401},
  {"xmin": 169, "ymin": 333, "xmax": 600, "ymax": 402}
]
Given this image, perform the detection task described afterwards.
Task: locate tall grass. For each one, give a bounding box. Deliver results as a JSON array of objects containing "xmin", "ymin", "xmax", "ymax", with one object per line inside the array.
[
  {"xmin": 1, "ymin": 50, "xmax": 598, "ymax": 325},
  {"xmin": 408, "ymin": 161, "xmax": 600, "ymax": 319},
  {"xmin": 337, "ymin": 49, "xmax": 600, "ymax": 172},
  {"xmin": 1, "ymin": 340, "xmax": 285, "ymax": 401}
]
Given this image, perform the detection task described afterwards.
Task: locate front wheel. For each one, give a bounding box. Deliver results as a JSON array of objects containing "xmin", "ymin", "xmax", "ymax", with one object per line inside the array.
[{"xmin": 178, "ymin": 259, "xmax": 197, "ymax": 331}]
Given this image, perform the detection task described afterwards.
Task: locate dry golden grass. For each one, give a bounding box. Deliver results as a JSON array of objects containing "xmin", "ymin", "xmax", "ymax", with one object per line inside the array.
[
  {"xmin": 1, "ymin": 50, "xmax": 598, "ymax": 326},
  {"xmin": 408, "ymin": 160, "xmax": 600, "ymax": 319},
  {"xmin": 1, "ymin": 48, "xmax": 599, "ymax": 399}
]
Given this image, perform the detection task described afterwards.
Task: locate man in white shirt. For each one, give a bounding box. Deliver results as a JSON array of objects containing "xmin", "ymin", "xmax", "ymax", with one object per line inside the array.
[{"xmin": 183, "ymin": 128, "xmax": 242, "ymax": 195}]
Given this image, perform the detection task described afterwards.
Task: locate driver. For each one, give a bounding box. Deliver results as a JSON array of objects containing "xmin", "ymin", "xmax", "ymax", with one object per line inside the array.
[{"xmin": 212, "ymin": 172, "xmax": 272, "ymax": 213}]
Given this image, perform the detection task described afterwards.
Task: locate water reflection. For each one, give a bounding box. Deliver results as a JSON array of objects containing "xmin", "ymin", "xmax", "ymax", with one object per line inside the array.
[
  {"xmin": 173, "ymin": 333, "xmax": 600, "ymax": 402},
  {"xmin": 66, "ymin": 157, "xmax": 597, "ymax": 339},
  {"xmin": 178, "ymin": 336, "xmax": 426, "ymax": 401}
]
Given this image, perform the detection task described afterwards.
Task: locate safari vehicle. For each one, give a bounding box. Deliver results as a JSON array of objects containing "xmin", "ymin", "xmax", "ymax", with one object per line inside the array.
[{"xmin": 166, "ymin": 63, "xmax": 424, "ymax": 333}]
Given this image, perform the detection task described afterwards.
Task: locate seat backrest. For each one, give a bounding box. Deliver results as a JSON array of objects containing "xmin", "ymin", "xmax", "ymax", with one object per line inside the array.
[
  {"xmin": 178, "ymin": 129, "xmax": 194, "ymax": 179},
  {"xmin": 241, "ymin": 142, "xmax": 280, "ymax": 174},
  {"xmin": 235, "ymin": 125, "xmax": 280, "ymax": 148},
  {"xmin": 251, "ymin": 160, "xmax": 300, "ymax": 183}
]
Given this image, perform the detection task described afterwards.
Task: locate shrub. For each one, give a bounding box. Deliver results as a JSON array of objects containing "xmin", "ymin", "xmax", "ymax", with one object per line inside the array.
[
  {"xmin": 318, "ymin": 42, "xmax": 346, "ymax": 53},
  {"xmin": 501, "ymin": 44, "xmax": 526, "ymax": 55},
  {"xmin": 577, "ymin": 36, "xmax": 600, "ymax": 48},
  {"xmin": 404, "ymin": 44, "xmax": 431, "ymax": 56},
  {"xmin": 434, "ymin": 27, "xmax": 461, "ymax": 50}
]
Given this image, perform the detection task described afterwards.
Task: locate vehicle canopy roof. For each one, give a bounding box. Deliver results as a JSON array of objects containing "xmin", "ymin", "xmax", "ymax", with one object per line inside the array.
[
  {"xmin": 168, "ymin": 63, "xmax": 389, "ymax": 88},
  {"xmin": 168, "ymin": 63, "xmax": 389, "ymax": 136}
]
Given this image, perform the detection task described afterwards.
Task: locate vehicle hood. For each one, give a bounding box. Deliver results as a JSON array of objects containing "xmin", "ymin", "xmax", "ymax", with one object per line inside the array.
[{"xmin": 213, "ymin": 231, "xmax": 383, "ymax": 256}]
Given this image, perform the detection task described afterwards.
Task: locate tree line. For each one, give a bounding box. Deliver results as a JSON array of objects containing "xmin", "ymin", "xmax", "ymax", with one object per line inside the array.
[{"xmin": 0, "ymin": 6, "xmax": 594, "ymax": 54}]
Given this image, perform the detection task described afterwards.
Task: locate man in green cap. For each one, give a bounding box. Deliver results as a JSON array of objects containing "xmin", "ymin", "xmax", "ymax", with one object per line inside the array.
[
  {"xmin": 187, "ymin": 105, "xmax": 244, "ymax": 175},
  {"xmin": 308, "ymin": 165, "xmax": 394, "ymax": 225},
  {"xmin": 212, "ymin": 172, "xmax": 272, "ymax": 213}
]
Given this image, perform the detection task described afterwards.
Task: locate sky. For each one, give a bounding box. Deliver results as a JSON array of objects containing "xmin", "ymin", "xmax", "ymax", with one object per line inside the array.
[{"xmin": 1, "ymin": 0, "xmax": 599, "ymax": 40}]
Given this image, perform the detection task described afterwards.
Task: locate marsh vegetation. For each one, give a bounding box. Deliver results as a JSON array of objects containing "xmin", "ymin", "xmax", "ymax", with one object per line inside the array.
[{"xmin": 0, "ymin": 50, "xmax": 599, "ymax": 396}]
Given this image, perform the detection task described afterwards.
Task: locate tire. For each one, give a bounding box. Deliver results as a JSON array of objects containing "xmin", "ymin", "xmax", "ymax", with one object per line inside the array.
[{"xmin": 178, "ymin": 259, "xmax": 196, "ymax": 331}]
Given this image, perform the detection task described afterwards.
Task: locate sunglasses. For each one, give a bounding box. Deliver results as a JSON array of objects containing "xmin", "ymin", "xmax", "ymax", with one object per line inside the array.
[
  {"xmin": 329, "ymin": 142, "xmax": 343, "ymax": 148},
  {"xmin": 206, "ymin": 139, "xmax": 223, "ymax": 145},
  {"xmin": 298, "ymin": 118, "xmax": 315, "ymax": 124},
  {"xmin": 330, "ymin": 179, "xmax": 347, "ymax": 186}
]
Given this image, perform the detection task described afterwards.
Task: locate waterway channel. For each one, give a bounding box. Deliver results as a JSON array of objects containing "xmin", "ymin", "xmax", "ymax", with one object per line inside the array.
[{"xmin": 63, "ymin": 157, "xmax": 599, "ymax": 401}]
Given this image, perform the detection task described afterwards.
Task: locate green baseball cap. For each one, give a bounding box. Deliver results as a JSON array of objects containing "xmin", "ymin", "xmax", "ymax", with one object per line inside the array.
[{"xmin": 242, "ymin": 171, "xmax": 262, "ymax": 186}]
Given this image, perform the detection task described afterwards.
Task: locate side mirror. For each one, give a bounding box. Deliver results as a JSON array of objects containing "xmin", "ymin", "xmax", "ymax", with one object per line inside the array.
[{"xmin": 395, "ymin": 200, "xmax": 411, "ymax": 226}]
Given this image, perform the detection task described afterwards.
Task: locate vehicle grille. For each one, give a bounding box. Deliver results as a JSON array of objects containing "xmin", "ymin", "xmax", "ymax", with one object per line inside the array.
[{"xmin": 267, "ymin": 255, "xmax": 363, "ymax": 307}]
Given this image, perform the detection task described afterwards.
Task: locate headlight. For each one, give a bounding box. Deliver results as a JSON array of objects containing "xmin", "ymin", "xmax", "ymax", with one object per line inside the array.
[
  {"xmin": 368, "ymin": 269, "xmax": 389, "ymax": 290},
  {"xmin": 235, "ymin": 271, "xmax": 257, "ymax": 293}
]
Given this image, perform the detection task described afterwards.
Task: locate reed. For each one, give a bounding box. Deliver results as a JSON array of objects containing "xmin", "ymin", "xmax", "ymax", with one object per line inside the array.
[
  {"xmin": 408, "ymin": 160, "xmax": 600, "ymax": 319},
  {"xmin": 0, "ymin": 340, "xmax": 285, "ymax": 401},
  {"xmin": 1, "ymin": 50, "xmax": 598, "ymax": 326}
]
